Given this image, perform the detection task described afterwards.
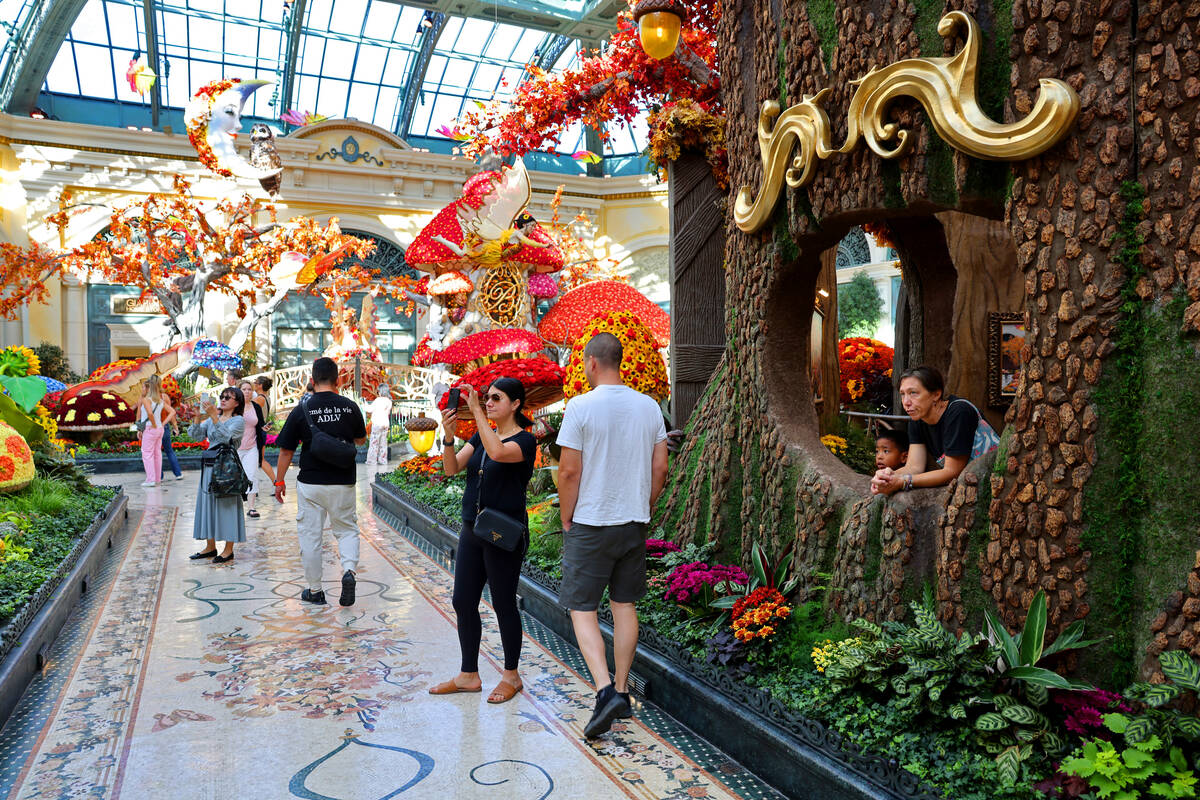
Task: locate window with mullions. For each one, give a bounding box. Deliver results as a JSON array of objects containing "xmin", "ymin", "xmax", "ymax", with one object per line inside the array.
[
  {"xmin": 43, "ymin": 0, "xmax": 288, "ymax": 118},
  {"xmin": 408, "ymin": 17, "xmax": 540, "ymax": 139},
  {"xmin": 292, "ymin": 0, "xmax": 423, "ymax": 130}
]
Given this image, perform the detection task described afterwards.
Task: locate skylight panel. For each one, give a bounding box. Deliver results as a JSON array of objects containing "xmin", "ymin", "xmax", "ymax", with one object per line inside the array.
[{"xmin": 321, "ymin": 39, "xmax": 357, "ymax": 81}]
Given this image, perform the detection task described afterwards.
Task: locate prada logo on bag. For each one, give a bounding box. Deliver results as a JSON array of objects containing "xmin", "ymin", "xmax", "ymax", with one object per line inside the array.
[{"xmin": 491, "ymin": 531, "xmax": 502, "ymax": 542}]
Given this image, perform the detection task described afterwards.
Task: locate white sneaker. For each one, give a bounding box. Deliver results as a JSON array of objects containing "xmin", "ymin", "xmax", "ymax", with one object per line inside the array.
[
  {"xmin": 172, "ymin": 473, "xmax": 185, "ymax": 481},
  {"xmin": 140, "ymin": 481, "xmax": 158, "ymax": 487}
]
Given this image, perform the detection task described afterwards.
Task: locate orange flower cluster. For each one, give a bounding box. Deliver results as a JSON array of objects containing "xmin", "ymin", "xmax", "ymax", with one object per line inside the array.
[
  {"xmin": 399, "ymin": 455, "xmax": 442, "ymax": 476},
  {"xmin": 647, "ymin": 99, "xmax": 728, "ymax": 189},
  {"xmin": 563, "ymin": 311, "xmax": 669, "ymax": 401},
  {"xmin": 731, "ymin": 587, "xmax": 791, "ymax": 643},
  {"xmin": 838, "ymin": 337, "xmax": 894, "ymax": 405}
]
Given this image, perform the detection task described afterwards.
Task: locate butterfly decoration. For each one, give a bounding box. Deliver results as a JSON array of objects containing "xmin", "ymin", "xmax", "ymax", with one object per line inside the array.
[
  {"xmin": 279, "ymin": 109, "xmax": 328, "ymax": 128},
  {"xmin": 125, "ymin": 56, "xmax": 157, "ymax": 96},
  {"xmin": 151, "ymin": 708, "xmax": 214, "ymax": 733}
]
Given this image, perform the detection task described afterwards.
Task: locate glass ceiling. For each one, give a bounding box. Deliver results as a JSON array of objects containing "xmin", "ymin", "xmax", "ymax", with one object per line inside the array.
[{"xmin": 19, "ymin": 0, "xmax": 648, "ymax": 170}]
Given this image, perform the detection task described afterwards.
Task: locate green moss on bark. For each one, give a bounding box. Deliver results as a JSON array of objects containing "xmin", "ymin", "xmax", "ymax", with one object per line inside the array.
[{"xmin": 806, "ymin": 0, "xmax": 838, "ymax": 70}]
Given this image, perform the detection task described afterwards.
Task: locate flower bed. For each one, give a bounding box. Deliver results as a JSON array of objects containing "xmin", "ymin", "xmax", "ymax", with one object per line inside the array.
[
  {"xmin": 0, "ymin": 478, "xmax": 119, "ymax": 632},
  {"xmin": 372, "ymin": 457, "xmax": 1200, "ymax": 800}
]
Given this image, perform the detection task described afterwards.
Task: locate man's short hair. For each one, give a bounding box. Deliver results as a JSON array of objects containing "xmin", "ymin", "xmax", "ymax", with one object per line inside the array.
[
  {"xmin": 225, "ymin": 368, "xmax": 245, "ymax": 381},
  {"xmin": 584, "ymin": 332, "xmax": 623, "ymax": 370},
  {"xmin": 312, "ymin": 357, "xmax": 339, "ymax": 385}
]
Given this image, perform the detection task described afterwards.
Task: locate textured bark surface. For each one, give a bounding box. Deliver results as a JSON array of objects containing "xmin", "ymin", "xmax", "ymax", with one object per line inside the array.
[{"xmin": 657, "ymin": 0, "xmax": 1200, "ymax": 677}]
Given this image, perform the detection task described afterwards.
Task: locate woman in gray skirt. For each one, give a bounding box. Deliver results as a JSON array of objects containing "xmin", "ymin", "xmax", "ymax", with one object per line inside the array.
[{"xmin": 188, "ymin": 387, "xmax": 246, "ymax": 563}]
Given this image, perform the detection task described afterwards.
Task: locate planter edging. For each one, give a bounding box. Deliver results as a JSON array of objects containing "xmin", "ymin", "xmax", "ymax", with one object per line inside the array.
[
  {"xmin": 0, "ymin": 487, "xmax": 130, "ymax": 729},
  {"xmin": 76, "ymin": 442, "xmax": 409, "ymax": 474},
  {"xmin": 371, "ymin": 478, "xmax": 933, "ymax": 800}
]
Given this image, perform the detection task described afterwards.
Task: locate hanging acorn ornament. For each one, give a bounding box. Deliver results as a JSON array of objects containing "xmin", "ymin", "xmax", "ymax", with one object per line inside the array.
[{"xmin": 632, "ymin": 0, "xmax": 685, "ymax": 60}]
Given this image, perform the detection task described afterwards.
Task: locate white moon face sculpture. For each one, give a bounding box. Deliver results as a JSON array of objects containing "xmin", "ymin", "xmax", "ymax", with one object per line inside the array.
[
  {"xmin": 185, "ymin": 79, "xmax": 283, "ymax": 181},
  {"xmin": 463, "ymin": 159, "xmax": 531, "ymax": 242}
]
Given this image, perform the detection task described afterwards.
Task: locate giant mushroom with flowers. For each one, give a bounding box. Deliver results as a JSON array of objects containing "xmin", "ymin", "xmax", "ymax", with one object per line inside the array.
[
  {"xmin": 563, "ymin": 311, "xmax": 670, "ymax": 402},
  {"xmin": 437, "ymin": 357, "xmax": 566, "ymax": 439},
  {"xmin": 433, "ymin": 328, "xmax": 546, "ymax": 375},
  {"xmin": 538, "ymin": 280, "xmax": 671, "ymax": 348}
]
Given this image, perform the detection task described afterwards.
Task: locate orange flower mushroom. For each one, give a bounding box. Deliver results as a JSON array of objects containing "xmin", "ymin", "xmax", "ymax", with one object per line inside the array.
[{"xmin": 538, "ymin": 280, "xmax": 670, "ymax": 348}]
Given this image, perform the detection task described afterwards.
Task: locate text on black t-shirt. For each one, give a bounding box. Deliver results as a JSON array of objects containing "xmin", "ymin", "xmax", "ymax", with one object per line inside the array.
[
  {"xmin": 275, "ymin": 391, "xmax": 367, "ymax": 485},
  {"xmin": 460, "ymin": 431, "xmax": 537, "ymax": 523}
]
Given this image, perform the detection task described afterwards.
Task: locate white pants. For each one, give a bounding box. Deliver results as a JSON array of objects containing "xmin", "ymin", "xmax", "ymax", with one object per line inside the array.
[
  {"xmin": 366, "ymin": 427, "xmax": 389, "ymax": 465},
  {"xmin": 238, "ymin": 447, "xmax": 259, "ymax": 497},
  {"xmin": 296, "ymin": 481, "xmax": 358, "ymax": 591}
]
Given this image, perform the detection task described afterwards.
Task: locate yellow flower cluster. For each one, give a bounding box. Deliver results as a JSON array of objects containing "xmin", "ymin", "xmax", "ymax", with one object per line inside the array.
[
  {"xmin": 33, "ymin": 403, "xmax": 57, "ymax": 441},
  {"xmin": 731, "ymin": 593, "xmax": 791, "ymax": 643},
  {"xmin": 847, "ymin": 378, "xmax": 865, "ymax": 401},
  {"xmin": 810, "ymin": 637, "xmax": 864, "ymax": 673},
  {"xmin": 820, "ymin": 434, "xmax": 848, "ymax": 456},
  {"xmin": 562, "ymin": 311, "xmax": 670, "ymax": 402}
]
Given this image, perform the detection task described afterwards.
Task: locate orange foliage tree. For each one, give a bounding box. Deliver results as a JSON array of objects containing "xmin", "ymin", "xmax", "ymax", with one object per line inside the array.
[
  {"xmin": 0, "ymin": 176, "xmax": 416, "ymax": 353},
  {"xmin": 448, "ymin": 0, "xmax": 720, "ymax": 165}
]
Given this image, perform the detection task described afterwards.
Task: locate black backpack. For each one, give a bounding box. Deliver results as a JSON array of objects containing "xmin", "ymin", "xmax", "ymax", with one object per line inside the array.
[
  {"xmin": 207, "ymin": 443, "xmax": 252, "ymax": 499},
  {"xmin": 301, "ymin": 396, "xmax": 358, "ymax": 470}
]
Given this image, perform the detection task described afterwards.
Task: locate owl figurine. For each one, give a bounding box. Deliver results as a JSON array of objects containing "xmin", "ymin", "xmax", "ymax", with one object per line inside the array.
[{"xmin": 248, "ymin": 124, "xmax": 283, "ymax": 196}]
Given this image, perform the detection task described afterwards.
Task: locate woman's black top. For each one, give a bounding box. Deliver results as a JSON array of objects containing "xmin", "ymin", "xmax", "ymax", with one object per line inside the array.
[
  {"xmin": 460, "ymin": 431, "xmax": 537, "ymax": 524},
  {"xmin": 907, "ymin": 394, "xmax": 978, "ymax": 468}
]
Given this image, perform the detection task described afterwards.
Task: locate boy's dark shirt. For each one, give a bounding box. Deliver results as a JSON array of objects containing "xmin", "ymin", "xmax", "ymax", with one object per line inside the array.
[{"xmin": 275, "ymin": 391, "xmax": 366, "ymax": 485}]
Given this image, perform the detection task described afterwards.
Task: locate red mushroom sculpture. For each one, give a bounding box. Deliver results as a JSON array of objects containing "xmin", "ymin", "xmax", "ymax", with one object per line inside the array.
[
  {"xmin": 432, "ymin": 328, "xmax": 545, "ymax": 374},
  {"xmin": 437, "ymin": 356, "xmax": 565, "ymax": 439},
  {"xmin": 538, "ymin": 280, "xmax": 671, "ymax": 348},
  {"xmin": 505, "ymin": 211, "xmax": 565, "ymax": 274}
]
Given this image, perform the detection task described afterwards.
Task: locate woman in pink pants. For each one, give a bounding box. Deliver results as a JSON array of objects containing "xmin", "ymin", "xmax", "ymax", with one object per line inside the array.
[{"xmin": 139, "ymin": 376, "xmax": 175, "ymax": 487}]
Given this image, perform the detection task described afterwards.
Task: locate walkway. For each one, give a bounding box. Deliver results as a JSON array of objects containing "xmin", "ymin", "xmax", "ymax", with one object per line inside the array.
[{"xmin": 0, "ymin": 466, "xmax": 781, "ymax": 800}]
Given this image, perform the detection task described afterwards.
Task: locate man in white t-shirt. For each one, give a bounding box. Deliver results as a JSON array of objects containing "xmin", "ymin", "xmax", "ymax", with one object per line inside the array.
[
  {"xmin": 365, "ymin": 383, "xmax": 393, "ymax": 465},
  {"xmin": 557, "ymin": 332, "xmax": 669, "ymax": 739}
]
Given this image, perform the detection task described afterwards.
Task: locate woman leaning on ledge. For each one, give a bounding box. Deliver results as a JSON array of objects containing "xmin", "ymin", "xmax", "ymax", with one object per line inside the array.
[{"xmin": 871, "ymin": 365, "xmax": 995, "ymax": 496}]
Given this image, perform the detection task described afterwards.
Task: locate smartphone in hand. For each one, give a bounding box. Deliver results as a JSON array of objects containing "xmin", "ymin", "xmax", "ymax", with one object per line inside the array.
[{"xmin": 447, "ymin": 387, "xmax": 461, "ymax": 410}]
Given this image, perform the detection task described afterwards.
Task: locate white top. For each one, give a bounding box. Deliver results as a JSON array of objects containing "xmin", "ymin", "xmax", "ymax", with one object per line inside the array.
[
  {"xmin": 139, "ymin": 401, "xmax": 162, "ymax": 428},
  {"xmin": 368, "ymin": 395, "xmax": 393, "ymax": 428},
  {"xmin": 557, "ymin": 384, "xmax": 667, "ymax": 526}
]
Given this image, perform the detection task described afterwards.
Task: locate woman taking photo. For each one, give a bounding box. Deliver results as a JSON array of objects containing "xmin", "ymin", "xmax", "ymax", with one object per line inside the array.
[
  {"xmin": 238, "ymin": 381, "xmax": 264, "ymax": 519},
  {"xmin": 871, "ymin": 365, "xmax": 997, "ymax": 495},
  {"xmin": 138, "ymin": 375, "xmax": 175, "ymax": 487},
  {"xmin": 188, "ymin": 387, "xmax": 247, "ymax": 563},
  {"xmin": 429, "ymin": 378, "xmax": 536, "ymax": 704}
]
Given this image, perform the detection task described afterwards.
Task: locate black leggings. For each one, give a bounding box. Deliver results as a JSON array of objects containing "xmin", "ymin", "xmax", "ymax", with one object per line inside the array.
[{"xmin": 452, "ymin": 521, "xmax": 524, "ymax": 672}]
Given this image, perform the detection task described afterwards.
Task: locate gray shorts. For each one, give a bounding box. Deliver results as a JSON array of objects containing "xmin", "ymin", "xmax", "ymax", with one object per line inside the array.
[{"xmin": 558, "ymin": 521, "xmax": 647, "ymax": 611}]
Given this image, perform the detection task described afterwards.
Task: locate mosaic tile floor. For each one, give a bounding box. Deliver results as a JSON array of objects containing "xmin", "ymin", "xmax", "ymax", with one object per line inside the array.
[{"xmin": 0, "ymin": 465, "xmax": 783, "ymax": 800}]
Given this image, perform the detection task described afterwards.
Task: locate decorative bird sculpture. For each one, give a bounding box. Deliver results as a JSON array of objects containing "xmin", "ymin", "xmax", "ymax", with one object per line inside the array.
[{"xmin": 248, "ymin": 123, "xmax": 283, "ymax": 196}]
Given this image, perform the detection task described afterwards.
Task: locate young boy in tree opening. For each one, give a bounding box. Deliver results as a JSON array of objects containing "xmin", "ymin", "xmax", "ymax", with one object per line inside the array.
[{"xmin": 874, "ymin": 428, "xmax": 909, "ymax": 472}]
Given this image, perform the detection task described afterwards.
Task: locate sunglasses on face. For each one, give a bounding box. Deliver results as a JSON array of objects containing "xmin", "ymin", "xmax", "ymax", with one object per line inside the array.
[{"xmin": 219, "ymin": 394, "xmax": 235, "ymax": 401}]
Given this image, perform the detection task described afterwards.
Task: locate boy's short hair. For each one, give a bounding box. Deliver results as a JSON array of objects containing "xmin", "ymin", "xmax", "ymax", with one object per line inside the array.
[{"xmin": 876, "ymin": 428, "xmax": 909, "ymax": 451}]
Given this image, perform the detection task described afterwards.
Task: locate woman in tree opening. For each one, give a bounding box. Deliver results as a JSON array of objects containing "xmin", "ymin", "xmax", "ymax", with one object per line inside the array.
[
  {"xmin": 428, "ymin": 378, "xmax": 537, "ymax": 705},
  {"xmin": 871, "ymin": 365, "xmax": 997, "ymax": 495}
]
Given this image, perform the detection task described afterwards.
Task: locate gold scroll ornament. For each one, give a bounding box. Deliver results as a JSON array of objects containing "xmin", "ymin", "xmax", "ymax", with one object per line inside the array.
[{"xmin": 733, "ymin": 11, "xmax": 1081, "ymax": 233}]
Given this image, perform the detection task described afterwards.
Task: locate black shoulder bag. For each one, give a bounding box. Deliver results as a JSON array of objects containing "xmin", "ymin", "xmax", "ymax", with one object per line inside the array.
[
  {"xmin": 473, "ymin": 451, "xmax": 526, "ymax": 552},
  {"xmin": 301, "ymin": 396, "xmax": 358, "ymax": 470}
]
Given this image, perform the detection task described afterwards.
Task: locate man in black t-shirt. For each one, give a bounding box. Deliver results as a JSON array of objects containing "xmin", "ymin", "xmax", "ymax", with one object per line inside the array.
[{"xmin": 274, "ymin": 357, "xmax": 367, "ymax": 606}]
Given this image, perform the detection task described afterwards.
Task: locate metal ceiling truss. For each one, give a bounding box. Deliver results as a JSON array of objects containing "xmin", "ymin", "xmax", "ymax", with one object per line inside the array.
[
  {"xmin": 0, "ymin": 0, "xmax": 89, "ymax": 113},
  {"xmin": 141, "ymin": 0, "xmax": 161, "ymax": 126},
  {"xmin": 394, "ymin": 11, "xmax": 446, "ymax": 140},
  {"xmin": 277, "ymin": 0, "xmax": 308, "ymax": 120}
]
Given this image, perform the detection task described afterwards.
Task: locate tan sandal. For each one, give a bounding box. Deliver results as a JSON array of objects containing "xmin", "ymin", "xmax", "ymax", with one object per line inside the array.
[
  {"xmin": 486, "ymin": 680, "xmax": 523, "ymax": 704},
  {"xmin": 428, "ymin": 679, "xmax": 482, "ymax": 695}
]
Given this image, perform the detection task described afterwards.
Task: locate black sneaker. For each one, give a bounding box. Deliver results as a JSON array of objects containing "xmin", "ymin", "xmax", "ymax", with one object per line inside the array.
[
  {"xmin": 616, "ymin": 691, "xmax": 634, "ymax": 718},
  {"xmin": 584, "ymin": 685, "xmax": 631, "ymax": 739},
  {"xmin": 301, "ymin": 588, "xmax": 327, "ymax": 605},
  {"xmin": 339, "ymin": 570, "xmax": 356, "ymax": 607}
]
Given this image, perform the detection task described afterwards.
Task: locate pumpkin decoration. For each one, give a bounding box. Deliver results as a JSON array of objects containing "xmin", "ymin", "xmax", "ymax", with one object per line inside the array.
[
  {"xmin": 0, "ymin": 421, "xmax": 35, "ymax": 493},
  {"xmin": 538, "ymin": 280, "xmax": 671, "ymax": 348},
  {"xmin": 563, "ymin": 311, "xmax": 670, "ymax": 402}
]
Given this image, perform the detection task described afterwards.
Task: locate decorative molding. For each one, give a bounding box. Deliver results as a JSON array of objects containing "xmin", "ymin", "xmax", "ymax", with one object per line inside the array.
[
  {"xmin": 734, "ymin": 11, "xmax": 1080, "ymax": 233},
  {"xmin": 315, "ymin": 135, "xmax": 386, "ymax": 167}
]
